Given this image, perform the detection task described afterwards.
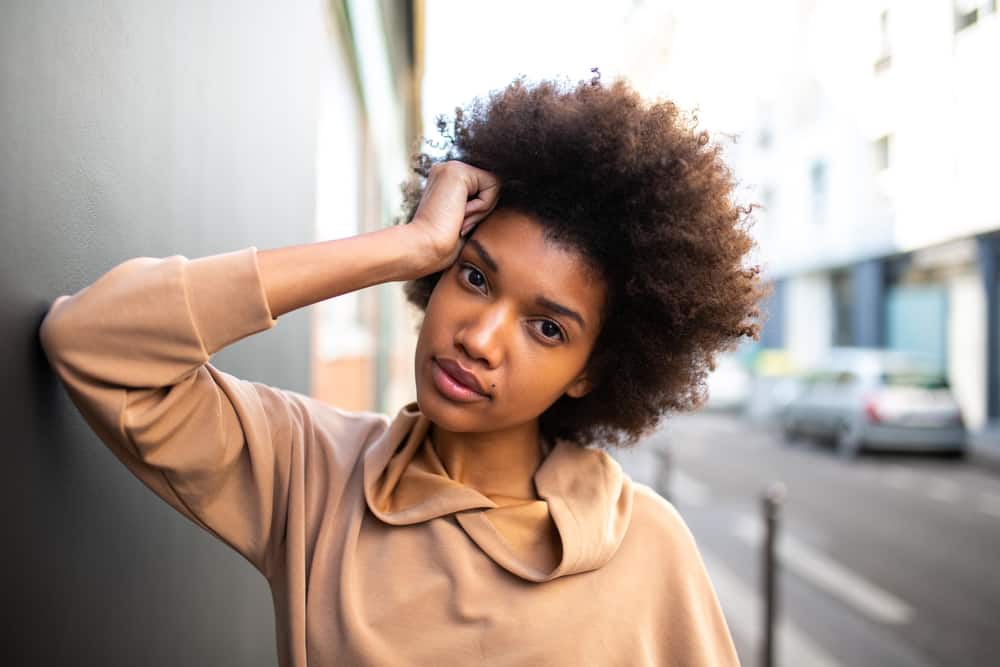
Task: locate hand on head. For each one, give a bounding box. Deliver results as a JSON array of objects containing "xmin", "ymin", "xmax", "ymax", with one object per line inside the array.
[{"xmin": 408, "ymin": 161, "xmax": 501, "ymax": 274}]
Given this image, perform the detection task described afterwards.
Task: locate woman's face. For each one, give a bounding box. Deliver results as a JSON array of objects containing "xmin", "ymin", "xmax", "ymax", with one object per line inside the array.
[{"xmin": 414, "ymin": 208, "xmax": 606, "ymax": 435}]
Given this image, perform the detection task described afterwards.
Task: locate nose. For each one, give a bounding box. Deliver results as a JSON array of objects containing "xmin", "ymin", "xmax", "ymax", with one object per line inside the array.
[{"xmin": 454, "ymin": 304, "xmax": 507, "ymax": 369}]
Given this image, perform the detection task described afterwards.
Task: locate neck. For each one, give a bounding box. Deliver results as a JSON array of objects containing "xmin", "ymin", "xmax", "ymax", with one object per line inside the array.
[{"xmin": 430, "ymin": 419, "xmax": 545, "ymax": 500}]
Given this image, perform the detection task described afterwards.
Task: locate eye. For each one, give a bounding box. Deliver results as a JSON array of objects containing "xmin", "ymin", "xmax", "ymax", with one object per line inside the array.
[
  {"xmin": 530, "ymin": 319, "xmax": 566, "ymax": 343},
  {"xmin": 459, "ymin": 264, "xmax": 488, "ymax": 292}
]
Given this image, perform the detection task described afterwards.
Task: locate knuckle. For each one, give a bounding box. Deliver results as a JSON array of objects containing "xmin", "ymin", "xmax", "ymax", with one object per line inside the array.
[{"xmin": 428, "ymin": 162, "xmax": 448, "ymax": 176}]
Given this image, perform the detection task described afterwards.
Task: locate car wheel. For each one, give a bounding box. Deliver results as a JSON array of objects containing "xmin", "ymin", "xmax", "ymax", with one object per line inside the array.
[
  {"xmin": 945, "ymin": 447, "xmax": 967, "ymax": 460},
  {"xmin": 835, "ymin": 422, "xmax": 863, "ymax": 460}
]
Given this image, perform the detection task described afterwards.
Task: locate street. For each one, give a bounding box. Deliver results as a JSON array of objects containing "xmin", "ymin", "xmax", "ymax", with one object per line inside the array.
[{"xmin": 615, "ymin": 412, "xmax": 1000, "ymax": 667}]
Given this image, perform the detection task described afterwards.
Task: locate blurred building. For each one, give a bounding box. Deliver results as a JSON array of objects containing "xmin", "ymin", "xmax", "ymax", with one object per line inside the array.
[
  {"xmin": 729, "ymin": 1, "xmax": 1000, "ymax": 432},
  {"xmin": 311, "ymin": 0, "xmax": 423, "ymax": 414}
]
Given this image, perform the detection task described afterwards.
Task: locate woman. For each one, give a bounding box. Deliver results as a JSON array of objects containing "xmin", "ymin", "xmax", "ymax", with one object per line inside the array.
[{"xmin": 40, "ymin": 74, "xmax": 763, "ymax": 666}]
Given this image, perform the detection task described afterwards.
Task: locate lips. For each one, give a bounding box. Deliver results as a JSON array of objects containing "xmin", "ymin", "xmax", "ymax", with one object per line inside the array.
[{"xmin": 434, "ymin": 357, "xmax": 489, "ymax": 397}]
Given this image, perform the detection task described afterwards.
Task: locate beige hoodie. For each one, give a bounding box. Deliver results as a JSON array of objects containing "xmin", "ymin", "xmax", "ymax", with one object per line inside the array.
[{"xmin": 39, "ymin": 247, "xmax": 740, "ymax": 666}]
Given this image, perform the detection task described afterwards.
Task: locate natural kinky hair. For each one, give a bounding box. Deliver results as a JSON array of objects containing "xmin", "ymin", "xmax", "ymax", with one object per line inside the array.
[{"xmin": 397, "ymin": 71, "xmax": 768, "ymax": 449}]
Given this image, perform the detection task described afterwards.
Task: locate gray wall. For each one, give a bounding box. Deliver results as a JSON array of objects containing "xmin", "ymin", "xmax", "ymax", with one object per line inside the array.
[{"xmin": 2, "ymin": 2, "xmax": 324, "ymax": 664}]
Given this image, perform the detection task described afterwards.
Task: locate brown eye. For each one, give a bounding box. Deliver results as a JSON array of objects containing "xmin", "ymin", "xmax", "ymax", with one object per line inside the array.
[
  {"xmin": 530, "ymin": 319, "xmax": 565, "ymax": 343},
  {"xmin": 467, "ymin": 268, "xmax": 485, "ymax": 287},
  {"xmin": 459, "ymin": 265, "xmax": 487, "ymax": 292},
  {"xmin": 540, "ymin": 321, "xmax": 560, "ymax": 338}
]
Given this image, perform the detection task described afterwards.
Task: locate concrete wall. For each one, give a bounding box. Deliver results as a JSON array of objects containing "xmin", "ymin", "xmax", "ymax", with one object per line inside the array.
[
  {"xmin": 1, "ymin": 2, "xmax": 324, "ymax": 664},
  {"xmin": 948, "ymin": 270, "xmax": 988, "ymax": 430}
]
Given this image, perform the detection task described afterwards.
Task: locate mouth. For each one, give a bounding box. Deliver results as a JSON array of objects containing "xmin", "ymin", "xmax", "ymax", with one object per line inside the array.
[{"xmin": 431, "ymin": 357, "xmax": 491, "ymax": 403}]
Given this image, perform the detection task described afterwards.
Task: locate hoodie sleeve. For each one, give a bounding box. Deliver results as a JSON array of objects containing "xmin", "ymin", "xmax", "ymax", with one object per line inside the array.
[{"xmin": 38, "ymin": 247, "xmax": 337, "ymax": 578}]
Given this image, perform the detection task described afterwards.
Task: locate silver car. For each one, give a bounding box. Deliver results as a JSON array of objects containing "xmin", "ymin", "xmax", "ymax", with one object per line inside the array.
[{"xmin": 779, "ymin": 348, "xmax": 967, "ymax": 458}]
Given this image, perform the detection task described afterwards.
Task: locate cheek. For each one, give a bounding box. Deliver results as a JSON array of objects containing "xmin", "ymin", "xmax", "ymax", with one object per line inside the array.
[
  {"xmin": 415, "ymin": 313, "xmax": 441, "ymax": 364},
  {"xmin": 509, "ymin": 349, "xmax": 578, "ymax": 396},
  {"xmin": 415, "ymin": 280, "xmax": 458, "ymax": 354}
]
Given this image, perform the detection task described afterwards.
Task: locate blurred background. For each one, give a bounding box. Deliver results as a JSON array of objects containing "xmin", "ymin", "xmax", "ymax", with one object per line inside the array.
[{"xmin": 3, "ymin": 0, "xmax": 998, "ymax": 665}]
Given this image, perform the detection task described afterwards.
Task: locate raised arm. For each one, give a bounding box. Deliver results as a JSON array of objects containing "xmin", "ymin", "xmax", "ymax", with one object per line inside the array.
[
  {"xmin": 37, "ymin": 161, "xmax": 498, "ymax": 577},
  {"xmin": 258, "ymin": 160, "xmax": 501, "ymax": 318}
]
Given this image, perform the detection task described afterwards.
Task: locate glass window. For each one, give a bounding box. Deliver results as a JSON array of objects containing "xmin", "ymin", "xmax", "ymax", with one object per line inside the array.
[
  {"xmin": 810, "ymin": 160, "xmax": 828, "ymax": 225},
  {"xmin": 875, "ymin": 9, "xmax": 892, "ymax": 73},
  {"xmin": 874, "ymin": 135, "xmax": 891, "ymax": 171},
  {"xmin": 954, "ymin": 0, "xmax": 983, "ymax": 31},
  {"xmin": 832, "ymin": 270, "xmax": 855, "ymax": 346},
  {"xmin": 880, "ymin": 371, "xmax": 950, "ymax": 389}
]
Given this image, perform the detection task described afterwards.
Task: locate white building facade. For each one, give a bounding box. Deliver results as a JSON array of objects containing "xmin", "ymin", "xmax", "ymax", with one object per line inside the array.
[{"xmin": 732, "ymin": 0, "xmax": 1000, "ymax": 431}]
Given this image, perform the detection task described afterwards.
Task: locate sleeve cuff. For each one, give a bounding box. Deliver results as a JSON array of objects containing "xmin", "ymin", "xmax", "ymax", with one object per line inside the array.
[{"xmin": 184, "ymin": 247, "xmax": 278, "ymax": 356}]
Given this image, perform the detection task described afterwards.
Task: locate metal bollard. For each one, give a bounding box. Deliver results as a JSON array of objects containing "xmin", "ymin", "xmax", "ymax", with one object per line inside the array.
[
  {"xmin": 654, "ymin": 445, "xmax": 672, "ymax": 503},
  {"xmin": 761, "ymin": 482, "xmax": 787, "ymax": 667}
]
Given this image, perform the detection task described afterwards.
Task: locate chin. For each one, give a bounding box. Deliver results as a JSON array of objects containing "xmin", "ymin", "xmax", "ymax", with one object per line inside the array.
[{"xmin": 414, "ymin": 379, "xmax": 492, "ymax": 434}]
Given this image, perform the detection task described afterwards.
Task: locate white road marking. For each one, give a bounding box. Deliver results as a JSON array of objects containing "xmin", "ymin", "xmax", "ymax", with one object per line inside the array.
[
  {"xmin": 979, "ymin": 492, "xmax": 1000, "ymax": 518},
  {"xmin": 733, "ymin": 516, "xmax": 914, "ymax": 626},
  {"xmin": 884, "ymin": 467, "xmax": 913, "ymax": 490},
  {"xmin": 700, "ymin": 552, "xmax": 844, "ymax": 667},
  {"xmin": 670, "ymin": 470, "xmax": 711, "ymax": 507},
  {"xmin": 925, "ymin": 477, "xmax": 960, "ymax": 503}
]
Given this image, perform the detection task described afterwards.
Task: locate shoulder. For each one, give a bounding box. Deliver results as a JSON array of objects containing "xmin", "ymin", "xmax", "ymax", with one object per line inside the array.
[
  {"xmin": 216, "ymin": 370, "xmax": 392, "ymax": 452},
  {"xmin": 625, "ymin": 482, "xmax": 741, "ymax": 666},
  {"xmin": 273, "ymin": 386, "xmax": 391, "ymax": 440},
  {"xmin": 627, "ymin": 481, "xmax": 702, "ymax": 560}
]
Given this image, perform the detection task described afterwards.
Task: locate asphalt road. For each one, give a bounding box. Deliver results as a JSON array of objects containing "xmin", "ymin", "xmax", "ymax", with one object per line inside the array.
[{"xmin": 613, "ymin": 412, "xmax": 1000, "ymax": 667}]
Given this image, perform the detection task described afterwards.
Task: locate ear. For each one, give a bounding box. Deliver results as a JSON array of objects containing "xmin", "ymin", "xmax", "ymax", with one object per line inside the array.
[{"xmin": 565, "ymin": 372, "xmax": 594, "ymax": 399}]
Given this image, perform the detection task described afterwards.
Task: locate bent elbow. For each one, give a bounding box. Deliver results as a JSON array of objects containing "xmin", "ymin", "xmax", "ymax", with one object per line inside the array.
[{"xmin": 38, "ymin": 295, "xmax": 75, "ymax": 369}]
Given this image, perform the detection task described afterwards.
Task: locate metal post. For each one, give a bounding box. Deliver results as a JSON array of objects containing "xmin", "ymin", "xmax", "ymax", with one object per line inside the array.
[
  {"xmin": 761, "ymin": 482, "xmax": 786, "ymax": 667},
  {"xmin": 654, "ymin": 444, "xmax": 672, "ymax": 503}
]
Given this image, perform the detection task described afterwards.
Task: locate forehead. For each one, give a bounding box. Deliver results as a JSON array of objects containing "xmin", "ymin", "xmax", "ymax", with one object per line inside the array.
[{"xmin": 468, "ymin": 209, "xmax": 606, "ymax": 320}]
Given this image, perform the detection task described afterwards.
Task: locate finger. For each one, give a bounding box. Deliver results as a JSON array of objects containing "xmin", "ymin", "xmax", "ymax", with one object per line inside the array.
[
  {"xmin": 477, "ymin": 182, "xmax": 501, "ymax": 208},
  {"xmin": 460, "ymin": 217, "xmax": 477, "ymax": 237},
  {"xmin": 465, "ymin": 191, "xmax": 500, "ymax": 218},
  {"xmin": 460, "ymin": 212, "xmax": 488, "ymax": 237},
  {"xmin": 465, "ymin": 197, "xmax": 487, "ymax": 215},
  {"xmin": 471, "ymin": 169, "xmax": 501, "ymax": 200},
  {"xmin": 466, "ymin": 183, "xmax": 501, "ymax": 216},
  {"xmin": 459, "ymin": 215, "xmax": 482, "ymax": 239}
]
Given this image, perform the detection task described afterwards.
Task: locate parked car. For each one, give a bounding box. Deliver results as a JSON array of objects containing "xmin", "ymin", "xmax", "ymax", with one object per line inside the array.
[{"xmin": 779, "ymin": 348, "xmax": 967, "ymax": 458}]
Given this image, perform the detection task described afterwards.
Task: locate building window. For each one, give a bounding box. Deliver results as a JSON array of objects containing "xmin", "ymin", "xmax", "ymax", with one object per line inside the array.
[
  {"xmin": 762, "ymin": 186, "xmax": 775, "ymax": 213},
  {"xmin": 874, "ymin": 9, "xmax": 892, "ymax": 73},
  {"xmin": 758, "ymin": 126, "xmax": 773, "ymax": 149},
  {"xmin": 760, "ymin": 186, "xmax": 775, "ymax": 231},
  {"xmin": 810, "ymin": 160, "xmax": 828, "ymax": 225},
  {"xmin": 874, "ymin": 134, "xmax": 891, "ymax": 171},
  {"xmin": 831, "ymin": 269, "xmax": 855, "ymax": 347},
  {"xmin": 953, "ymin": 0, "xmax": 994, "ymax": 32}
]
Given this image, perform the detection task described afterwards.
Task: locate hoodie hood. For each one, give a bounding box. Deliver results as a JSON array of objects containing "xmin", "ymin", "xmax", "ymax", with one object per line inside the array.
[{"xmin": 364, "ymin": 403, "xmax": 634, "ymax": 583}]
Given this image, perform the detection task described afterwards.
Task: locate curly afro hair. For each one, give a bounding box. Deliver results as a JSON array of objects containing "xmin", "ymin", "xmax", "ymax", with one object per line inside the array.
[{"xmin": 398, "ymin": 71, "xmax": 768, "ymax": 448}]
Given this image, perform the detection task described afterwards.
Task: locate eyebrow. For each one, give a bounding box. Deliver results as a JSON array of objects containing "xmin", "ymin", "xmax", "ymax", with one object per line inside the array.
[
  {"xmin": 536, "ymin": 296, "xmax": 586, "ymax": 331},
  {"xmin": 468, "ymin": 239, "xmax": 499, "ymax": 273},
  {"xmin": 466, "ymin": 239, "xmax": 587, "ymax": 331}
]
